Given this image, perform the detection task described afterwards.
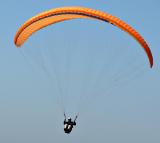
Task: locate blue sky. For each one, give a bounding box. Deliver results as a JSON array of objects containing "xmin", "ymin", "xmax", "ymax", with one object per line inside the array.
[{"xmin": 0, "ymin": 0, "xmax": 160, "ymax": 143}]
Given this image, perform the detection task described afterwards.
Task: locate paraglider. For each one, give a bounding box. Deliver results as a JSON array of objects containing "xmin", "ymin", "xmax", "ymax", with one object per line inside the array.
[
  {"xmin": 63, "ymin": 113, "xmax": 78, "ymax": 134},
  {"xmin": 14, "ymin": 6, "xmax": 154, "ymax": 134},
  {"xmin": 14, "ymin": 6, "xmax": 153, "ymax": 67}
]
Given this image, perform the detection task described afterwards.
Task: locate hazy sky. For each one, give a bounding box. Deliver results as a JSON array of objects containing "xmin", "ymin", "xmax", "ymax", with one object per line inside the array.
[{"xmin": 0, "ymin": 0, "xmax": 160, "ymax": 143}]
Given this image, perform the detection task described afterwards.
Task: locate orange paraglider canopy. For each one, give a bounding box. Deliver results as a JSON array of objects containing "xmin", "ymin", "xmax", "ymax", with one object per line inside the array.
[{"xmin": 14, "ymin": 6, "xmax": 153, "ymax": 67}]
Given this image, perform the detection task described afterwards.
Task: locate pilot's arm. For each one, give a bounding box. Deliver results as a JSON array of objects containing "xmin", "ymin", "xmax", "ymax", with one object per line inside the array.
[
  {"xmin": 64, "ymin": 119, "xmax": 67, "ymax": 125},
  {"xmin": 73, "ymin": 121, "xmax": 76, "ymax": 126}
]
